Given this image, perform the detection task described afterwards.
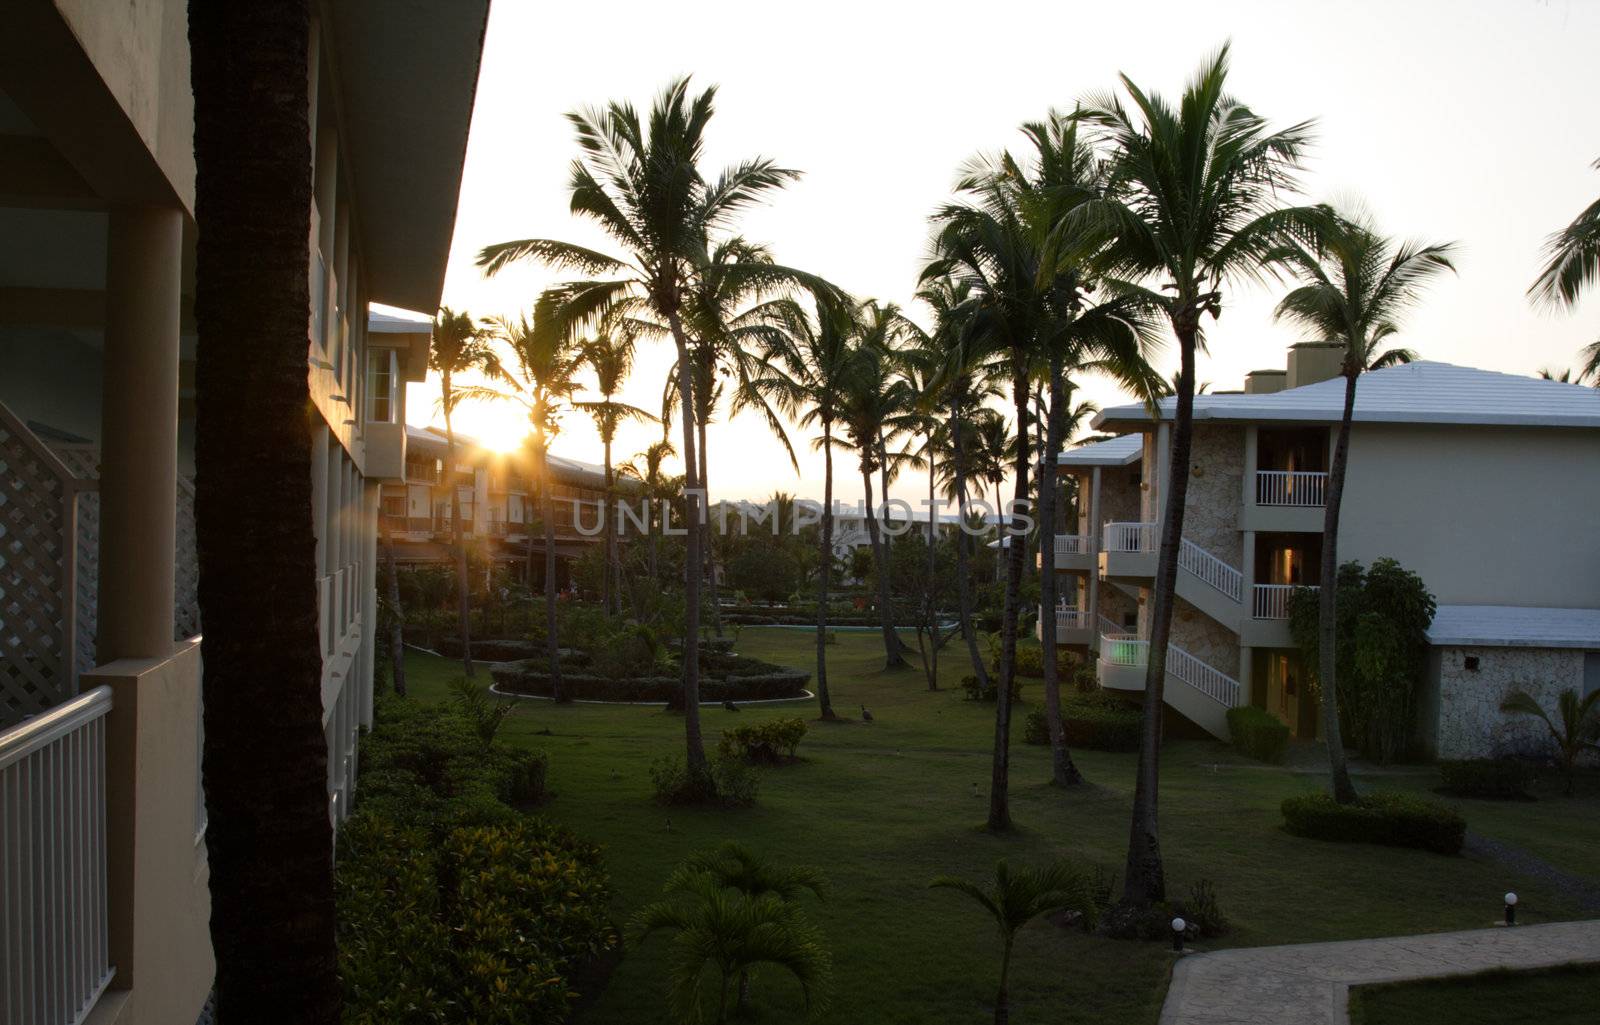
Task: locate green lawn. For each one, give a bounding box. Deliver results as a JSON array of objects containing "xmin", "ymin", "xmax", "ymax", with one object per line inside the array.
[
  {"xmin": 1348, "ymin": 963, "xmax": 1600, "ymax": 1025},
  {"xmin": 400, "ymin": 628, "xmax": 1597, "ymax": 1025}
]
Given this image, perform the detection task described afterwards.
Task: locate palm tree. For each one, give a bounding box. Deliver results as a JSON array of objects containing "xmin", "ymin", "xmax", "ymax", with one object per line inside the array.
[
  {"xmin": 633, "ymin": 875, "xmax": 831, "ymax": 1025},
  {"xmin": 1072, "ymin": 45, "xmax": 1324, "ymax": 902},
  {"xmin": 1538, "ymin": 366, "xmax": 1589, "ymax": 383},
  {"xmin": 1271, "ymin": 212, "xmax": 1457, "ymax": 804},
  {"xmin": 190, "ymin": 3, "xmax": 339, "ymax": 1020},
  {"xmin": 577, "ymin": 327, "xmax": 653, "ymax": 616},
  {"xmin": 429, "ymin": 306, "xmax": 501, "ymax": 678},
  {"xmin": 620, "ymin": 439, "xmax": 680, "ymax": 587},
  {"xmin": 478, "ymin": 79, "xmax": 818, "ymax": 778},
  {"xmin": 1500, "ymin": 688, "xmax": 1600, "ymax": 797},
  {"xmin": 1530, "ymin": 158, "xmax": 1600, "ymax": 384},
  {"xmin": 930, "ymin": 861, "xmax": 1092, "ymax": 1025},
  {"xmin": 470, "ymin": 313, "xmax": 584, "ymax": 698}
]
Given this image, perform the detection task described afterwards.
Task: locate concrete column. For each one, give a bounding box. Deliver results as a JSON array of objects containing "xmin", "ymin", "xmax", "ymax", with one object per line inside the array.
[
  {"xmin": 1242, "ymin": 426, "xmax": 1258, "ymax": 507},
  {"xmin": 1241, "ymin": 529, "xmax": 1257, "ymax": 612},
  {"xmin": 360, "ymin": 480, "xmax": 379, "ymax": 727},
  {"xmin": 97, "ymin": 208, "xmax": 182, "ymax": 662},
  {"xmin": 1238, "ymin": 644, "xmax": 1255, "ymax": 707},
  {"xmin": 1087, "ymin": 466, "xmax": 1102, "ymax": 647}
]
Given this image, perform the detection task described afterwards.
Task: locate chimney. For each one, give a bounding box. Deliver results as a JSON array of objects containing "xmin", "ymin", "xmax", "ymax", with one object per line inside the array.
[
  {"xmin": 1244, "ymin": 369, "xmax": 1287, "ymax": 394},
  {"xmin": 1286, "ymin": 341, "xmax": 1344, "ymax": 388}
]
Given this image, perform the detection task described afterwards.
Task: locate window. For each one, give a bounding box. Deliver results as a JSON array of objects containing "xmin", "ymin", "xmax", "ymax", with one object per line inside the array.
[{"xmin": 368, "ymin": 348, "xmax": 396, "ymax": 423}]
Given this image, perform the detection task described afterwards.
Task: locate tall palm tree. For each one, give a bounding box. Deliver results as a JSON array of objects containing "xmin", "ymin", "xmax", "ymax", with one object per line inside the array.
[
  {"xmin": 578, "ymin": 327, "xmax": 652, "ymax": 616},
  {"xmin": 190, "ymin": 2, "xmax": 339, "ymax": 1020},
  {"xmin": 478, "ymin": 79, "xmax": 818, "ymax": 778},
  {"xmin": 1271, "ymin": 212, "xmax": 1456, "ymax": 804},
  {"xmin": 469, "ymin": 313, "xmax": 584, "ymax": 698},
  {"xmin": 429, "ymin": 307, "xmax": 501, "ymax": 678},
  {"xmin": 620, "ymin": 439, "xmax": 680, "ymax": 587},
  {"xmin": 1072, "ymin": 46, "xmax": 1324, "ymax": 902},
  {"xmin": 930, "ymin": 861, "xmax": 1092, "ymax": 1025},
  {"xmin": 1530, "ymin": 157, "xmax": 1600, "ymax": 384}
]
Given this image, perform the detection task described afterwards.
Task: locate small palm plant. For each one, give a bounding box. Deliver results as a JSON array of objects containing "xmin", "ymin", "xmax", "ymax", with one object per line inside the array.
[
  {"xmin": 931, "ymin": 860, "xmax": 1094, "ymax": 1025},
  {"xmin": 1500, "ymin": 688, "xmax": 1600, "ymax": 796},
  {"xmin": 633, "ymin": 867, "xmax": 831, "ymax": 1025}
]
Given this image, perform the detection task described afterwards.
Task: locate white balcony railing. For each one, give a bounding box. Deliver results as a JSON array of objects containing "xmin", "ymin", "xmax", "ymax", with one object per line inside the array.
[
  {"xmin": 1178, "ymin": 538, "xmax": 1243, "ymax": 602},
  {"xmin": 1054, "ymin": 606, "xmax": 1090, "ymax": 632},
  {"xmin": 1252, "ymin": 583, "xmax": 1319, "ymax": 620},
  {"xmin": 1, "ymin": 686, "xmax": 115, "ymax": 1025},
  {"xmin": 1054, "ymin": 534, "xmax": 1089, "ymax": 557},
  {"xmin": 1100, "ymin": 633, "xmax": 1148, "ymax": 666},
  {"xmin": 1255, "ymin": 470, "xmax": 1327, "ymax": 507},
  {"xmin": 1167, "ymin": 644, "xmax": 1243, "ymax": 706},
  {"xmin": 1104, "ymin": 521, "xmax": 1157, "ymax": 553}
]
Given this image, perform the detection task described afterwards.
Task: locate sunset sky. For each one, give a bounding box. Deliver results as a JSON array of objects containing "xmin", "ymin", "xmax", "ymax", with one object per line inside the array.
[{"xmin": 409, "ymin": 0, "xmax": 1600, "ymax": 508}]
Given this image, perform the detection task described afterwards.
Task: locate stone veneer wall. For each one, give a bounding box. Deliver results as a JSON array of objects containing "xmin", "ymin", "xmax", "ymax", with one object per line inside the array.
[
  {"xmin": 1169, "ymin": 600, "xmax": 1240, "ymax": 678},
  {"xmin": 1098, "ymin": 584, "xmax": 1137, "ymax": 633},
  {"xmin": 1433, "ymin": 646, "xmax": 1587, "ymax": 760},
  {"xmin": 1100, "ymin": 466, "xmax": 1143, "ymax": 526},
  {"xmin": 1180, "ymin": 424, "xmax": 1244, "ymax": 566}
]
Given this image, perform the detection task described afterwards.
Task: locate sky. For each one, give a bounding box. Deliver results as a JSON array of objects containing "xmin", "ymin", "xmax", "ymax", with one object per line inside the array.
[{"xmin": 411, "ymin": 0, "xmax": 1600, "ymax": 509}]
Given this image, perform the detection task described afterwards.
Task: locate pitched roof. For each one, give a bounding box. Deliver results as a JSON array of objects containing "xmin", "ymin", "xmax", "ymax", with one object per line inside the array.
[
  {"xmin": 1427, "ymin": 605, "xmax": 1600, "ymax": 649},
  {"xmin": 1057, "ymin": 433, "xmax": 1143, "ymax": 467},
  {"xmin": 1095, "ymin": 361, "xmax": 1600, "ymax": 430}
]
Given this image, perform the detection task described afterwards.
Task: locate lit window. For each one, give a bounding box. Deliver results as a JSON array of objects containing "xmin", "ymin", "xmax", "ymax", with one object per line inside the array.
[{"xmin": 368, "ymin": 349, "xmax": 396, "ymax": 423}]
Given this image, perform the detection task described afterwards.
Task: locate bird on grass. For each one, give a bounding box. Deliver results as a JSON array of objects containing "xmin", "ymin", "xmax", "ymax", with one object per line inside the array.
[
  {"xmin": 723, "ymin": 699, "xmax": 740, "ymax": 712},
  {"xmin": 860, "ymin": 704, "xmax": 874, "ymax": 723}
]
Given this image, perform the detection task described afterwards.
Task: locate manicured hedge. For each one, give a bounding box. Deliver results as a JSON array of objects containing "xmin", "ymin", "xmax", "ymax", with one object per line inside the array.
[
  {"xmin": 428, "ymin": 637, "xmax": 543, "ymax": 662},
  {"xmin": 492, "ymin": 658, "xmax": 809, "ymax": 704},
  {"xmin": 1226, "ymin": 706, "xmax": 1290, "ymax": 764},
  {"xmin": 719, "ymin": 717, "xmax": 808, "ymax": 763},
  {"xmin": 1280, "ymin": 790, "xmax": 1466, "ymax": 855},
  {"xmin": 1439, "ymin": 759, "xmax": 1537, "ymax": 800},
  {"xmin": 1022, "ymin": 693, "xmax": 1142, "ymax": 752}
]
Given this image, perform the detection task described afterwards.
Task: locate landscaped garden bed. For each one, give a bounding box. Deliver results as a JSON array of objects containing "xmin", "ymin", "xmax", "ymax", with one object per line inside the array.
[{"xmin": 491, "ymin": 649, "xmax": 810, "ymax": 704}]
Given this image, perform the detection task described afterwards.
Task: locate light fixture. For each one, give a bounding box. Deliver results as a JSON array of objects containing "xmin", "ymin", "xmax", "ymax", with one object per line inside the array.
[
  {"xmin": 1504, "ymin": 892, "xmax": 1518, "ymax": 926},
  {"xmin": 1171, "ymin": 916, "xmax": 1187, "ymax": 952}
]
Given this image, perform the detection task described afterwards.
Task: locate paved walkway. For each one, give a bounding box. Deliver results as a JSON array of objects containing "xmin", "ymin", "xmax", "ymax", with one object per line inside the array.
[{"xmin": 1159, "ymin": 919, "xmax": 1600, "ymax": 1025}]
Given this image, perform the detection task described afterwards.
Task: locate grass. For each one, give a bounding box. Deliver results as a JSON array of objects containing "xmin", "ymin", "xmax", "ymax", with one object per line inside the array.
[
  {"xmin": 1347, "ymin": 963, "xmax": 1600, "ymax": 1025},
  {"xmin": 399, "ymin": 628, "xmax": 1597, "ymax": 1025}
]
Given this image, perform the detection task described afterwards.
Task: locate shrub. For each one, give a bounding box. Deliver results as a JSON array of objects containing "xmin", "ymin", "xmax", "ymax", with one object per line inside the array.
[
  {"xmin": 1098, "ymin": 877, "xmax": 1229, "ymax": 941},
  {"xmin": 961, "ymin": 673, "xmax": 1023, "ymax": 703},
  {"xmin": 1059, "ymin": 692, "xmax": 1142, "ymax": 752},
  {"xmin": 719, "ymin": 718, "xmax": 808, "ymax": 763},
  {"xmin": 1280, "ymin": 790, "xmax": 1466, "ymax": 855},
  {"xmin": 1226, "ymin": 706, "xmax": 1290, "ymax": 764},
  {"xmin": 493, "ymin": 658, "xmax": 809, "ymax": 705},
  {"xmin": 650, "ymin": 755, "xmax": 760, "ymax": 807},
  {"xmin": 1183, "ymin": 879, "xmax": 1228, "ymax": 938},
  {"xmin": 1438, "ymin": 759, "xmax": 1537, "ymax": 800},
  {"xmin": 1022, "ymin": 709, "xmax": 1050, "ymax": 745}
]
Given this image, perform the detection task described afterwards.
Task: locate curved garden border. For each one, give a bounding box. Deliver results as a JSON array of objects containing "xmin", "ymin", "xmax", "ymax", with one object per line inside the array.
[{"xmin": 487, "ymin": 682, "xmax": 816, "ymax": 707}]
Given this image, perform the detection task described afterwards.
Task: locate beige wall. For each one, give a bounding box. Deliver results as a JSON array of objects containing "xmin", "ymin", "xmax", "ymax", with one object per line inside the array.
[{"xmin": 1340, "ymin": 424, "xmax": 1600, "ymax": 607}]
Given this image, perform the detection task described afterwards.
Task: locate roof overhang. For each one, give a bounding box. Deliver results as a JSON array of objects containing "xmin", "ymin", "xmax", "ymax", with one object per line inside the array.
[{"xmin": 1426, "ymin": 605, "xmax": 1600, "ymax": 650}]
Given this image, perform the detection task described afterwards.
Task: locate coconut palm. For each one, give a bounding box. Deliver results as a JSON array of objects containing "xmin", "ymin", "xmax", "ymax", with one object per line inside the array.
[
  {"xmin": 930, "ymin": 861, "xmax": 1093, "ymax": 1025},
  {"xmin": 478, "ymin": 79, "xmax": 821, "ymax": 777},
  {"xmin": 633, "ymin": 874, "xmax": 831, "ymax": 1025},
  {"xmin": 1071, "ymin": 45, "xmax": 1324, "ymax": 902},
  {"xmin": 1271, "ymin": 212, "xmax": 1457, "ymax": 804},
  {"xmin": 577, "ymin": 327, "xmax": 653, "ymax": 616},
  {"xmin": 1530, "ymin": 158, "xmax": 1600, "ymax": 384},
  {"xmin": 620, "ymin": 439, "xmax": 680, "ymax": 586},
  {"xmin": 465, "ymin": 313, "xmax": 584, "ymax": 698},
  {"xmin": 1500, "ymin": 688, "xmax": 1600, "ymax": 797},
  {"xmin": 1538, "ymin": 366, "xmax": 1590, "ymax": 383},
  {"xmin": 429, "ymin": 307, "xmax": 502, "ymax": 678}
]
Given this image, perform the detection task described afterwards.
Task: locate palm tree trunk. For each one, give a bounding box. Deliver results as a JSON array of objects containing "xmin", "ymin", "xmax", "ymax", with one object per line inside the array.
[
  {"xmin": 1123, "ymin": 320, "xmax": 1198, "ymax": 906},
  {"xmin": 815, "ymin": 422, "xmax": 837, "ymax": 720},
  {"xmin": 952, "ymin": 404, "xmax": 991, "ymax": 690},
  {"xmin": 988, "ymin": 362, "xmax": 1031, "ymax": 832},
  {"xmin": 603, "ymin": 434, "xmax": 618, "ymax": 617},
  {"xmin": 190, "ymin": 2, "xmax": 339, "ymax": 1019},
  {"xmin": 1319, "ymin": 372, "xmax": 1360, "ymax": 803},
  {"xmin": 1039, "ymin": 355, "xmax": 1083, "ymax": 786},
  {"xmin": 443, "ymin": 385, "xmax": 474, "ymax": 678},
  {"xmin": 995, "ymin": 936, "xmax": 1013, "ymax": 1025},
  {"xmin": 699, "ymin": 416, "xmax": 724, "ymax": 636},
  {"xmin": 861, "ymin": 463, "xmax": 907, "ymax": 669},
  {"xmin": 381, "ymin": 521, "xmax": 407, "ymax": 697},
  {"xmin": 925, "ymin": 449, "xmax": 940, "ymax": 691},
  {"xmin": 540, "ymin": 438, "xmax": 564, "ymax": 702},
  {"xmin": 992, "ymin": 481, "xmax": 1005, "ymax": 582},
  {"xmin": 666, "ymin": 313, "xmax": 707, "ymax": 773}
]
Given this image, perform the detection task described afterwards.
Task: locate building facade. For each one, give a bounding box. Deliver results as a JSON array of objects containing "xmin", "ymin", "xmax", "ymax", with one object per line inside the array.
[
  {"xmin": 0, "ymin": 3, "xmax": 487, "ymax": 1023},
  {"xmin": 1045, "ymin": 345, "xmax": 1600, "ymax": 752}
]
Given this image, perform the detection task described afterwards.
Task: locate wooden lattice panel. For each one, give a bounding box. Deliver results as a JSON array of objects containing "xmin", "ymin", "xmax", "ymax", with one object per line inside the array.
[
  {"xmin": 0, "ymin": 413, "xmax": 74, "ymax": 724},
  {"xmin": 174, "ymin": 476, "xmax": 200, "ymax": 640}
]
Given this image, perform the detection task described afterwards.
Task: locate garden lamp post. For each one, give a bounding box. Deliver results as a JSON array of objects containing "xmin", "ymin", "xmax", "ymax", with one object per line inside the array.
[
  {"xmin": 1504, "ymin": 892, "xmax": 1518, "ymax": 926},
  {"xmin": 1171, "ymin": 916, "xmax": 1187, "ymax": 952}
]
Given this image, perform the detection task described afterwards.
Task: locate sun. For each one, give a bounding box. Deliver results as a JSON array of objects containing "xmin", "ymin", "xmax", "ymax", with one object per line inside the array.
[{"xmin": 451, "ymin": 404, "xmax": 530, "ymax": 453}]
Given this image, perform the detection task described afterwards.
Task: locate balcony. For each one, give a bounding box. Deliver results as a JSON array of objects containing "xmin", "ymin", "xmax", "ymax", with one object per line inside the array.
[
  {"xmin": 1098, "ymin": 521, "xmax": 1157, "ymax": 580},
  {"xmin": 1037, "ymin": 604, "xmax": 1094, "ymax": 646},
  {"xmin": 1041, "ymin": 533, "xmax": 1094, "ymax": 572},
  {"xmin": 364, "ymin": 419, "xmax": 406, "ymax": 481},
  {"xmin": 1251, "ymin": 583, "xmax": 1318, "ymax": 620},
  {"xmin": 1240, "ymin": 583, "xmax": 1318, "ymax": 647},
  {"xmin": 1255, "ymin": 470, "xmax": 1327, "ymax": 507}
]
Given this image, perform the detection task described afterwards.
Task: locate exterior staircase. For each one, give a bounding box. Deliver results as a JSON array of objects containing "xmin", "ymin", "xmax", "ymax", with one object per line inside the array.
[{"xmin": 1097, "ymin": 633, "xmax": 1242, "ymax": 739}]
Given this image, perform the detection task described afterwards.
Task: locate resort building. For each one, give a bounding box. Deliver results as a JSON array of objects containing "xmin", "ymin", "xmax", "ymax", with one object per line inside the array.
[
  {"xmin": 0, "ymin": 3, "xmax": 488, "ymax": 1024},
  {"xmin": 1045, "ymin": 344, "xmax": 1600, "ymax": 755}
]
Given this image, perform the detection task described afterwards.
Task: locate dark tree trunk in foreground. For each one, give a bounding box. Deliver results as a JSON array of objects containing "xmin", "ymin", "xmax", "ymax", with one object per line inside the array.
[
  {"xmin": 988, "ymin": 362, "xmax": 1031, "ymax": 832},
  {"xmin": 952, "ymin": 405, "xmax": 991, "ymax": 690},
  {"xmin": 1319, "ymin": 371, "xmax": 1360, "ymax": 804},
  {"xmin": 861, "ymin": 463, "xmax": 907, "ymax": 670},
  {"xmin": 1123, "ymin": 322, "xmax": 1198, "ymax": 905},
  {"xmin": 699, "ymin": 416, "xmax": 724, "ymax": 637},
  {"xmin": 443, "ymin": 393, "xmax": 474, "ymax": 678},
  {"xmin": 540, "ymin": 439, "xmax": 565, "ymax": 702},
  {"xmin": 191, "ymin": 2, "xmax": 340, "ymax": 1020},
  {"xmin": 923, "ymin": 451, "xmax": 940, "ymax": 691},
  {"xmin": 603, "ymin": 436, "xmax": 620, "ymax": 617},
  {"xmin": 382, "ymin": 522, "xmax": 407, "ymax": 697},
  {"xmin": 666, "ymin": 314, "xmax": 707, "ymax": 773},
  {"xmin": 1038, "ymin": 356, "xmax": 1084, "ymax": 786},
  {"xmin": 814, "ymin": 423, "xmax": 838, "ymax": 719}
]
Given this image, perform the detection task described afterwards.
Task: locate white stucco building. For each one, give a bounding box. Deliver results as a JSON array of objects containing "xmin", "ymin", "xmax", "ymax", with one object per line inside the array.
[{"xmin": 1045, "ymin": 343, "xmax": 1600, "ymax": 754}]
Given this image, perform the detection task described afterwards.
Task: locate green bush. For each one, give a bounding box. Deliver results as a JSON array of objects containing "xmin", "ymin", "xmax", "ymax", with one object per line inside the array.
[
  {"xmin": 961, "ymin": 673, "xmax": 1023, "ymax": 703},
  {"xmin": 719, "ymin": 717, "xmax": 808, "ymax": 763},
  {"xmin": 1022, "ymin": 709, "xmax": 1050, "ymax": 745},
  {"xmin": 1438, "ymin": 759, "xmax": 1537, "ymax": 800},
  {"xmin": 650, "ymin": 754, "xmax": 760, "ymax": 807},
  {"xmin": 1280, "ymin": 790, "xmax": 1466, "ymax": 855},
  {"xmin": 493, "ymin": 657, "xmax": 809, "ymax": 705},
  {"xmin": 337, "ymin": 814, "xmax": 618, "ymax": 1025},
  {"xmin": 1226, "ymin": 706, "xmax": 1290, "ymax": 764},
  {"xmin": 1060, "ymin": 692, "xmax": 1143, "ymax": 752}
]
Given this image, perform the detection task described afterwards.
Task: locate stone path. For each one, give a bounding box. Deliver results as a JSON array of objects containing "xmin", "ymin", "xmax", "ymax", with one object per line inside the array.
[{"xmin": 1159, "ymin": 919, "xmax": 1600, "ymax": 1025}]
